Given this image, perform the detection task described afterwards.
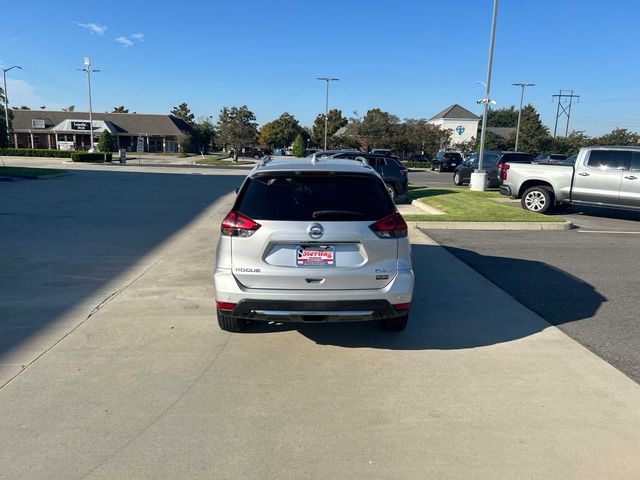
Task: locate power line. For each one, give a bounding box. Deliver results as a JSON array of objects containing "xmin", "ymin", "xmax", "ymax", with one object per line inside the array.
[{"xmin": 552, "ymin": 90, "xmax": 580, "ymax": 137}]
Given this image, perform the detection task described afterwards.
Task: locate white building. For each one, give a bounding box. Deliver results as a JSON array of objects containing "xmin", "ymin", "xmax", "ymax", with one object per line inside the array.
[{"xmin": 428, "ymin": 104, "xmax": 480, "ymax": 145}]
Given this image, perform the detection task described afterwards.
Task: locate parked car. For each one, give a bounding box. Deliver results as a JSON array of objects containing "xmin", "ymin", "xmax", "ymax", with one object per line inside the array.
[
  {"xmin": 307, "ymin": 149, "xmax": 361, "ymax": 159},
  {"xmin": 327, "ymin": 152, "xmax": 408, "ymax": 199},
  {"xmin": 534, "ymin": 153, "xmax": 568, "ymax": 164},
  {"xmin": 408, "ymin": 153, "xmax": 430, "ymax": 162},
  {"xmin": 370, "ymin": 148, "xmax": 392, "ymax": 155},
  {"xmin": 229, "ymin": 146, "xmax": 264, "ymax": 159},
  {"xmin": 453, "ymin": 151, "xmax": 535, "ymax": 188},
  {"xmin": 214, "ymin": 156, "xmax": 414, "ymax": 332},
  {"xmin": 499, "ymin": 146, "xmax": 640, "ymax": 214},
  {"xmin": 431, "ymin": 151, "xmax": 463, "ymax": 172}
]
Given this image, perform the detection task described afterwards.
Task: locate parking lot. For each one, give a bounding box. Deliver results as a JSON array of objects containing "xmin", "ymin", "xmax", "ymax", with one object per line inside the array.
[{"xmin": 2, "ymin": 166, "xmax": 640, "ymax": 479}]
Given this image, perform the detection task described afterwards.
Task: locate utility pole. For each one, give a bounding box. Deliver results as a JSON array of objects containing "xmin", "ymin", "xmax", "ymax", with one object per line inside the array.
[
  {"xmin": 2, "ymin": 65, "xmax": 22, "ymax": 147},
  {"xmin": 512, "ymin": 82, "xmax": 535, "ymax": 151},
  {"xmin": 552, "ymin": 90, "xmax": 580, "ymax": 137},
  {"xmin": 472, "ymin": 0, "xmax": 499, "ymax": 192},
  {"xmin": 78, "ymin": 57, "xmax": 100, "ymax": 152},
  {"xmin": 316, "ymin": 77, "xmax": 339, "ymax": 151}
]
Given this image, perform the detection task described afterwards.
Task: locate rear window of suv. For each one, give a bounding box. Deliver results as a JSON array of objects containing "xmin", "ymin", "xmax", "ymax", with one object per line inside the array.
[{"xmin": 236, "ymin": 173, "xmax": 396, "ymax": 221}]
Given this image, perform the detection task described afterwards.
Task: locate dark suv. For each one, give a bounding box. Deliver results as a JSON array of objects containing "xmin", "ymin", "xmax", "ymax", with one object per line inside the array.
[
  {"xmin": 230, "ymin": 146, "xmax": 264, "ymax": 159},
  {"xmin": 453, "ymin": 151, "xmax": 535, "ymax": 188},
  {"xmin": 328, "ymin": 152, "xmax": 408, "ymax": 199},
  {"xmin": 431, "ymin": 151, "xmax": 463, "ymax": 172}
]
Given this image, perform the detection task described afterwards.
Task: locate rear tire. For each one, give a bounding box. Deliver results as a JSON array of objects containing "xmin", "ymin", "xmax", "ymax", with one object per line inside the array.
[
  {"xmin": 521, "ymin": 185, "xmax": 554, "ymax": 214},
  {"xmin": 430, "ymin": 164, "xmax": 435, "ymax": 171},
  {"xmin": 437, "ymin": 164, "xmax": 443, "ymax": 173},
  {"xmin": 380, "ymin": 313, "xmax": 408, "ymax": 332},
  {"xmin": 453, "ymin": 171, "xmax": 462, "ymax": 185},
  {"xmin": 386, "ymin": 183, "xmax": 397, "ymax": 200},
  {"xmin": 217, "ymin": 309, "xmax": 247, "ymax": 332}
]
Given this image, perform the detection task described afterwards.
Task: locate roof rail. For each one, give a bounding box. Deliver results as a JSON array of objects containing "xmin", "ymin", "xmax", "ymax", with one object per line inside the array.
[
  {"xmin": 354, "ymin": 155, "xmax": 370, "ymax": 168},
  {"xmin": 259, "ymin": 155, "xmax": 272, "ymax": 166}
]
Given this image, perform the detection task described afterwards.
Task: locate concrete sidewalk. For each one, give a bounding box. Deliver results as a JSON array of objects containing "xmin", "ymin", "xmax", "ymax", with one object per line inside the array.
[{"xmin": 0, "ymin": 196, "xmax": 639, "ymax": 478}]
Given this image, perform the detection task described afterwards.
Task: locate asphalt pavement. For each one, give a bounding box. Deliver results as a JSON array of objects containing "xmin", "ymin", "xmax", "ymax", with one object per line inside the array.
[
  {"xmin": 426, "ymin": 224, "xmax": 640, "ymax": 383},
  {"xmin": 2, "ymin": 165, "xmax": 640, "ymax": 478}
]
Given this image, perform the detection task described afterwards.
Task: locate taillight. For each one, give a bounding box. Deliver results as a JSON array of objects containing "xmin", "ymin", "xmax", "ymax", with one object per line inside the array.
[
  {"xmin": 393, "ymin": 302, "xmax": 411, "ymax": 311},
  {"xmin": 216, "ymin": 301, "xmax": 236, "ymax": 311},
  {"xmin": 498, "ymin": 162, "xmax": 510, "ymax": 181},
  {"xmin": 369, "ymin": 212, "xmax": 408, "ymax": 238},
  {"xmin": 221, "ymin": 211, "xmax": 261, "ymax": 237}
]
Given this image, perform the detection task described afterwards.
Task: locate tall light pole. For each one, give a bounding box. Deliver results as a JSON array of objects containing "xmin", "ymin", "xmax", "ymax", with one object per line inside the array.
[
  {"xmin": 316, "ymin": 77, "xmax": 339, "ymax": 151},
  {"xmin": 78, "ymin": 57, "xmax": 100, "ymax": 152},
  {"xmin": 513, "ymin": 82, "xmax": 535, "ymax": 151},
  {"xmin": 471, "ymin": 0, "xmax": 499, "ymax": 192},
  {"xmin": 2, "ymin": 65, "xmax": 22, "ymax": 147}
]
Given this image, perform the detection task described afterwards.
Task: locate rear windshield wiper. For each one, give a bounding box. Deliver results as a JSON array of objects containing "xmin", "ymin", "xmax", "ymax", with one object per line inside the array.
[{"xmin": 312, "ymin": 210, "xmax": 365, "ymax": 219}]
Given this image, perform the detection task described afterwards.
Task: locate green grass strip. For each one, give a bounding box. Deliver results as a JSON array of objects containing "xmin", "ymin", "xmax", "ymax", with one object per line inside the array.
[{"xmin": 405, "ymin": 185, "xmax": 563, "ymax": 222}]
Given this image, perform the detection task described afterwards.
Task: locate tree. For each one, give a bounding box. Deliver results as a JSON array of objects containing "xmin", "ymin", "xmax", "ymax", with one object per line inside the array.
[
  {"xmin": 487, "ymin": 106, "xmax": 518, "ymax": 127},
  {"xmin": 98, "ymin": 131, "xmax": 116, "ymax": 152},
  {"xmin": 310, "ymin": 109, "xmax": 348, "ymax": 148},
  {"xmin": 170, "ymin": 102, "xmax": 195, "ymax": 126},
  {"xmin": 112, "ymin": 106, "xmax": 129, "ymax": 113},
  {"xmin": 19, "ymin": 106, "xmax": 30, "ymax": 110},
  {"xmin": 258, "ymin": 112, "xmax": 303, "ymax": 148},
  {"xmin": 515, "ymin": 104, "xmax": 551, "ymax": 153},
  {"xmin": 358, "ymin": 109, "xmax": 399, "ymax": 149},
  {"xmin": 62, "ymin": 105, "xmax": 75, "ymax": 112},
  {"xmin": 216, "ymin": 105, "xmax": 258, "ymax": 161},
  {"xmin": 592, "ymin": 128, "xmax": 639, "ymax": 146},
  {"xmin": 193, "ymin": 116, "xmax": 217, "ymax": 152},
  {"xmin": 292, "ymin": 133, "xmax": 306, "ymax": 157}
]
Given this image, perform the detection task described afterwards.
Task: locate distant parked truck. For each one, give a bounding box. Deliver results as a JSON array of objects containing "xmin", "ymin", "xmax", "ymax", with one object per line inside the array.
[{"xmin": 499, "ymin": 146, "xmax": 640, "ymax": 214}]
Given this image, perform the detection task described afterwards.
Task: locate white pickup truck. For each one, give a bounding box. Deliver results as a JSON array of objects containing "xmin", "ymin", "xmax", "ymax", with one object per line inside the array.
[{"xmin": 499, "ymin": 146, "xmax": 640, "ymax": 214}]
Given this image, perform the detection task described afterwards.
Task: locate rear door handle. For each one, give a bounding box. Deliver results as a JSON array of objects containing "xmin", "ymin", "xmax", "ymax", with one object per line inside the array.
[
  {"xmin": 578, "ymin": 172, "xmax": 590, "ymax": 177},
  {"xmin": 625, "ymin": 175, "xmax": 638, "ymax": 180}
]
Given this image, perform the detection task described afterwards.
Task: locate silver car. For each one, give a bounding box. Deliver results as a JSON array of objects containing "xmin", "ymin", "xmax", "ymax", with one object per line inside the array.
[{"xmin": 214, "ymin": 156, "xmax": 414, "ymax": 332}]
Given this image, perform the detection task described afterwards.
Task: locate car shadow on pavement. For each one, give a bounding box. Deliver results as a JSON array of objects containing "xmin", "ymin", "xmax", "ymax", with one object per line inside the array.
[{"xmin": 244, "ymin": 244, "xmax": 606, "ymax": 350}]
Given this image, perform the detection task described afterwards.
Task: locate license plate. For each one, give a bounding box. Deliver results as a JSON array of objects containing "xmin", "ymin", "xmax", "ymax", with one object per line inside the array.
[
  {"xmin": 296, "ymin": 245, "xmax": 335, "ymax": 266},
  {"xmin": 452, "ymin": 163, "xmax": 457, "ymax": 166}
]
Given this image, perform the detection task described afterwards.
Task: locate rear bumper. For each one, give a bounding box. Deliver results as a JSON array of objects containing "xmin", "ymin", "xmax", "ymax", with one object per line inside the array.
[
  {"xmin": 225, "ymin": 299, "xmax": 404, "ymax": 322},
  {"xmin": 499, "ymin": 185, "xmax": 512, "ymax": 197},
  {"xmin": 214, "ymin": 268, "xmax": 414, "ymax": 322}
]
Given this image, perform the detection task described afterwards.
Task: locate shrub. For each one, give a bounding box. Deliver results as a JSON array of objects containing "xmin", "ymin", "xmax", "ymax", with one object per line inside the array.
[
  {"xmin": 71, "ymin": 152, "xmax": 112, "ymax": 163},
  {"xmin": 403, "ymin": 161, "xmax": 433, "ymax": 169},
  {"xmin": 292, "ymin": 133, "xmax": 306, "ymax": 157},
  {"xmin": 98, "ymin": 131, "xmax": 117, "ymax": 152},
  {"xmin": 0, "ymin": 148, "xmax": 81, "ymax": 158}
]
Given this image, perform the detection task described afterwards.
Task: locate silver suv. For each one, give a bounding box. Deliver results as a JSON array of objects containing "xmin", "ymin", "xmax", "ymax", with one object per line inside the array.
[{"xmin": 214, "ymin": 156, "xmax": 414, "ymax": 332}]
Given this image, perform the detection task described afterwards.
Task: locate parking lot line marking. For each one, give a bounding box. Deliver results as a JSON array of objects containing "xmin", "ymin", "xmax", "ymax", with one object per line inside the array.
[{"xmin": 578, "ymin": 230, "xmax": 640, "ymax": 234}]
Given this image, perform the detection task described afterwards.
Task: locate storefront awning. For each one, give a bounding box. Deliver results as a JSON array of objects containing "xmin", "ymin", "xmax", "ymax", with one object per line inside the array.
[{"xmin": 51, "ymin": 119, "xmax": 118, "ymax": 134}]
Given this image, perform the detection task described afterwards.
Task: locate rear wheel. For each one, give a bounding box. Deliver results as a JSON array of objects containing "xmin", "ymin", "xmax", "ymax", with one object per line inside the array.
[
  {"xmin": 430, "ymin": 164, "xmax": 435, "ymax": 171},
  {"xmin": 217, "ymin": 309, "xmax": 247, "ymax": 332},
  {"xmin": 386, "ymin": 183, "xmax": 397, "ymax": 200},
  {"xmin": 380, "ymin": 313, "xmax": 408, "ymax": 332},
  {"xmin": 437, "ymin": 164, "xmax": 443, "ymax": 173},
  {"xmin": 521, "ymin": 186, "xmax": 554, "ymax": 214},
  {"xmin": 453, "ymin": 171, "xmax": 462, "ymax": 185}
]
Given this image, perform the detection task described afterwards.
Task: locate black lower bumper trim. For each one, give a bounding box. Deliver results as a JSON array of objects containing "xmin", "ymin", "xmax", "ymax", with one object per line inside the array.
[{"xmin": 230, "ymin": 299, "xmax": 401, "ymax": 322}]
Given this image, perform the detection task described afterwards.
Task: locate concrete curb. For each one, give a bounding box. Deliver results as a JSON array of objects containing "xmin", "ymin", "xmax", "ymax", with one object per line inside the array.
[
  {"xmin": 410, "ymin": 199, "xmax": 445, "ymax": 215},
  {"xmin": 407, "ymin": 220, "xmax": 573, "ymax": 231}
]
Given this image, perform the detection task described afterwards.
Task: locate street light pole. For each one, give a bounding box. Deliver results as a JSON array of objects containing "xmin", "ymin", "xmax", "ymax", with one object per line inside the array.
[
  {"xmin": 2, "ymin": 65, "xmax": 22, "ymax": 147},
  {"xmin": 471, "ymin": 0, "xmax": 499, "ymax": 192},
  {"xmin": 513, "ymin": 82, "xmax": 535, "ymax": 151},
  {"xmin": 316, "ymin": 77, "xmax": 339, "ymax": 151},
  {"xmin": 78, "ymin": 57, "xmax": 100, "ymax": 152}
]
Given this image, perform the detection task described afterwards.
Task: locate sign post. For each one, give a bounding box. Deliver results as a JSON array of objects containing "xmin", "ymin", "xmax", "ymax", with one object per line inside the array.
[{"xmin": 136, "ymin": 135, "xmax": 144, "ymax": 166}]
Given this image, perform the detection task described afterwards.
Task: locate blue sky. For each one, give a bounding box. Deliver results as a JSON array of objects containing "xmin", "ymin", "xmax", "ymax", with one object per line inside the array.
[{"xmin": 1, "ymin": 0, "xmax": 639, "ymax": 135}]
